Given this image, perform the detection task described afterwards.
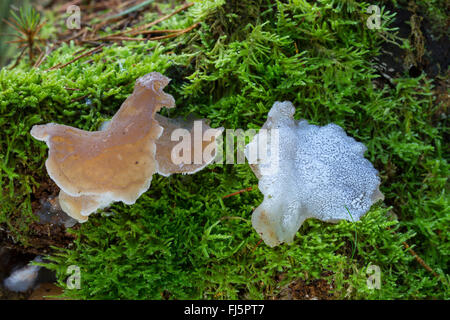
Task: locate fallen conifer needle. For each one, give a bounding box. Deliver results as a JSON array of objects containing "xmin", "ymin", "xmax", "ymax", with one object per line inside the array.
[
  {"xmin": 222, "ymin": 187, "xmax": 253, "ymax": 199},
  {"xmin": 94, "ymin": 23, "xmax": 200, "ymax": 42},
  {"xmin": 46, "ymin": 45, "xmax": 104, "ymax": 71},
  {"xmin": 91, "ymin": 2, "xmax": 194, "ymax": 41}
]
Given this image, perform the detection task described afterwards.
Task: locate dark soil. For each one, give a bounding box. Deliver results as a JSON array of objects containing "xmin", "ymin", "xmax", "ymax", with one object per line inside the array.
[
  {"xmin": 2, "ymin": 179, "xmax": 78, "ymax": 255},
  {"xmin": 432, "ymin": 77, "xmax": 449, "ymax": 126},
  {"xmin": 374, "ymin": 3, "xmax": 449, "ymax": 87},
  {"xmin": 0, "ymin": 178, "xmax": 77, "ymax": 300},
  {"xmin": 276, "ymin": 273, "xmax": 335, "ymax": 300},
  {"xmin": 28, "ymin": 283, "xmax": 64, "ymax": 300}
]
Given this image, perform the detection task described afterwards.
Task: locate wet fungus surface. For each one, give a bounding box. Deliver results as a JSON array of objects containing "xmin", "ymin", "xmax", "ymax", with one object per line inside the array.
[
  {"xmin": 31, "ymin": 72, "xmax": 222, "ymax": 222},
  {"xmin": 245, "ymin": 101, "xmax": 384, "ymax": 247}
]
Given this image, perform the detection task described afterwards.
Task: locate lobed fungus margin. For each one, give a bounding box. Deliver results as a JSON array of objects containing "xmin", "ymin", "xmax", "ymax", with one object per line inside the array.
[
  {"xmin": 246, "ymin": 101, "xmax": 384, "ymax": 247},
  {"xmin": 31, "ymin": 72, "xmax": 223, "ymax": 222}
]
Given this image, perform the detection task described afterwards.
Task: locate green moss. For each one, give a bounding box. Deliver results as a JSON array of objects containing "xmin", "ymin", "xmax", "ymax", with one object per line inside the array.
[{"xmin": 1, "ymin": 0, "xmax": 448, "ymax": 299}]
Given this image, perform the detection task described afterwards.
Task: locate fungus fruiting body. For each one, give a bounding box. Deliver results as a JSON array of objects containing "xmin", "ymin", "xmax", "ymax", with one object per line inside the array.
[
  {"xmin": 3, "ymin": 257, "xmax": 43, "ymax": 293},
  {"xmin": 245, "ymin": 101, "xmax": 384, "ymax": 247},
  {"xmin": 31, "ymin": 72, "xmax": 222, "ymax": 222}
]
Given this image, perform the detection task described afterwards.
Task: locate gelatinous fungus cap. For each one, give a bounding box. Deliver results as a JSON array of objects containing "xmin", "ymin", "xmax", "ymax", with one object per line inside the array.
[
  {"xmin": 31, "ymin": 72, "xmax": 222, "ymax": 222},
  {"xmin": 245, "ymin": 101, "xmax": 384, "ymax": 247}
]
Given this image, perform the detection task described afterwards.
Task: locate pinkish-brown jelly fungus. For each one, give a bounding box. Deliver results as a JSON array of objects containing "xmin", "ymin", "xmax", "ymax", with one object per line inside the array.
[{"xmin": 31, "ymin": 72, "xmax": 223, "ymax": 222}]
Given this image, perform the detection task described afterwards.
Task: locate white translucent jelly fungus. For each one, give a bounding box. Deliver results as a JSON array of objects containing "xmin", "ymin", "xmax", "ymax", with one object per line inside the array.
[
  {"xmin": 3, "ymin": 257, "xmax": 42, "ymax": 292},
  {"xmin": 245, "ymin": 101, "xmax": 384, "ymax": 247}
]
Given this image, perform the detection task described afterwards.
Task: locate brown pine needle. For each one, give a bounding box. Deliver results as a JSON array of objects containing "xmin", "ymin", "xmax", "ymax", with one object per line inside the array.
[
  {"xmin": 386, "ymin": 223, "xmax": 442, "ymax": 281},
  {"xmin": 6, "ymin": 38, "xmax": 46, "ymax": 44},
  {"xmin": 90, "ymin": 22, "xmax": 200, "ymax": 42},
  {"xmin": 6, "ymin": 39, "xmax": 27, "ymax": 44},
  {"xmin": 72, "ymin": 46, "xmax": 92, "ymax": 57},
  {"xmin": 35, "ymin": 21, "xmax": 47, "ymax": 35},
  {"xmin": 46, "ymin": 44, "xmax": 104, "ymax": 71},
  {"xmin": 251, "ymin": 239, "xmax": 263, "ymax": 253},
  {"xmin": 91, "ymin": 2, "xmax": 194, "ymax": 41},
  {"xmin": 97, "ymin": 36, "xmax": 149, "ymax": 41},
  {"xmin": 131, "ymin": 28, "xmax": 193, "ymax": 36},
  {"xmin": 3, "ymin": 19, "xmax": 24, "ymax": 36},
  {"xmin": 129, "ymin": 2, "xmax": 194, "ymax": 34},
  {"xmin": 60, "ymin": 29, "xmax": 85, "ymax": 43},
  {"xmin": 222, "ymin": 187, "xmax": 253, "ymax": 199},
  {"xmin": 402, "ymin": 241, "xmax": 440, "ymax": 278},
  {"xmin": 34, "ymin": 45, "xmax": 56, "ymax": 68},
  {"xmin": 33, "ymin": 50, "xmax": 46, "ymax": 68}
]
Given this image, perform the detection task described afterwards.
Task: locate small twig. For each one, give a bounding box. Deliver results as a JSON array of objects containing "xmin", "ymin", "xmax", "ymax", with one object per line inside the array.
[
  {"xmin": 222, "ymin": 187, "xmax": 253, "ymax": 199},
  {"xmin": 386, "ymin": 223, "xmax": 443, "ymax": 281},
  {"xmin": 402, "ymin": 241, "xmax": 440, "ymax": 279}
]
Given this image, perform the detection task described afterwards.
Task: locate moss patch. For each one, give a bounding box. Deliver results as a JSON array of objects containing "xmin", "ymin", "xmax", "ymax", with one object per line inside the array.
[{"xmin": 0, "ymin": 0, "xmax": 448, "ymax": 299}]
